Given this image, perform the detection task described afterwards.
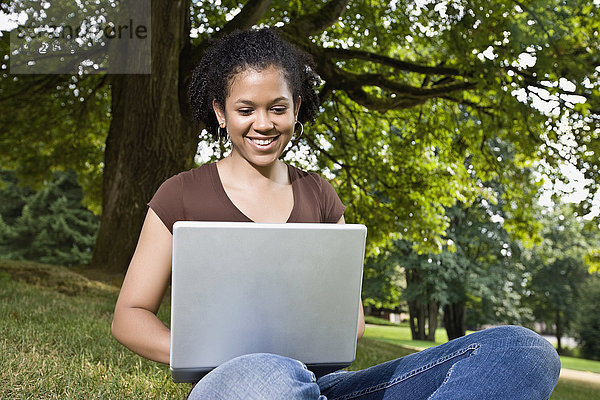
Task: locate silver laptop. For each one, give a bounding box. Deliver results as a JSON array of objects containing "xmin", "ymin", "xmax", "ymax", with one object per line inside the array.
[{"xmin": 170, "ymin": 221, "xmax": 367, "ymax": 383}]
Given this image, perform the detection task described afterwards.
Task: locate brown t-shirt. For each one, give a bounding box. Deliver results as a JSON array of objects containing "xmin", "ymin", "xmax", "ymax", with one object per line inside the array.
[{"xmin": 148, "ymin": 162, "xmax": 346, "ymax": 233}]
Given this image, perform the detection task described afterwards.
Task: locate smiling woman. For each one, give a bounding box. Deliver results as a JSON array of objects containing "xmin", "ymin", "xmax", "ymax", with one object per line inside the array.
[
  {"xmin": 212, "ymin": 66, "xmax": 298, "ymax": 169},
  {"xmin": 110, "ymin": 28, "xmax": 561, "ymax": 400}
]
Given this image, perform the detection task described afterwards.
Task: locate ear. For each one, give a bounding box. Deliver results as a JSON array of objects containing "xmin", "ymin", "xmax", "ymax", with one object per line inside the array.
[
  {"xmin": 212, "ymin": 99, "xmax": 226, "ymax": 127},
  {"xmin": 294, "ymin": 96, "xmax": 302, "ymax": 121}
]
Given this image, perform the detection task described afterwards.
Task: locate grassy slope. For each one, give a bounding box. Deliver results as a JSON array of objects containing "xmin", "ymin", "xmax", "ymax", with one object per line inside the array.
[
  {"xmin": 0, "ymin": 260, "xmax": 188, "ymax": 399},
  {"xmin": 1, "ymin": 259, "xmax": 598, "ymax": 399}
]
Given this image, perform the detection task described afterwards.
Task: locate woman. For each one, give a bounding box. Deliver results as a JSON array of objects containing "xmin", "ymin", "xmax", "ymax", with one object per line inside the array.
[{"xmin": 111, "ymin": 28, "xmax": 561, "ymax": 399}]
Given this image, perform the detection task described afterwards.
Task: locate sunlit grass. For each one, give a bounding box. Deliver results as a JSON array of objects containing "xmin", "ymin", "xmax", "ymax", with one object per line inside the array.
[
  {"xmin": 560, "ymin": 356, "xmax": 600, "ymax": 375},
  {"xmin": 1, "ymin": 259, "xmax": 598, "ymax": 399},
  {"xmin": 364, "ymin": 323, "xmax": 600, "ymax": 375},
  {"xmin": 363, "ymin": 323, "xmax": 475, "ymax": 349},
  {"xmin": 360, "ymin": 324, "xmax": 599, "ymax": 399},
  {"xmin": 0, "ymin": 260, "xmax": 189, "ymax": 399}
]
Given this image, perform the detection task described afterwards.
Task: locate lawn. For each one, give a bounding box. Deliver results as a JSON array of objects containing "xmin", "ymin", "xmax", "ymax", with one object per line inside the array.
[
  {"xmin": 1, "ymin": 259, "xmax": 598, "ymax": 399},
  {"xmin": 364, "ymin": 323, "xmax": 600, "ymax": 375}
]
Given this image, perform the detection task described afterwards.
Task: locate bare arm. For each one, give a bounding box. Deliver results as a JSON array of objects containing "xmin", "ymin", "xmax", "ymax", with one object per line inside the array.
[
  {"xmin": 337, "ymin": 215, "xmax": 366, "ymax": 340},
  {"xmin": 111, "ymin": 208, "xmax": 172, "ymax": 364}
]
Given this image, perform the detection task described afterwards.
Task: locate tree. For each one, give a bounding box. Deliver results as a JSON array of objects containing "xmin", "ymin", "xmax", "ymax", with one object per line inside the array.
[
  {"xmin": 574, "ymin": 275, "xmax": 600, "ymax": 360},
  {"xmin": 392, "ymin": 197, "xmax": 530, "ymax": 341},
  {"xmin": 0, "ymin": 170, "xmax": 99, "ymax": 266},
  {"xmin": 1, "ymin": 0, "xmax": 599, "ymax": 271},
  {"xmin": 523, "ymin": 203, "xmax": 593, "ymax": 353},
  {"xmin": 370, "ymin": 140, "xmax": 536, "ymax": 341},
  {"xmin": 362, "ymin": 248, "xmax": 404, "ymax": 312},
  {"xmin": 440, "ymin": 199, "xmax": 533, "ymax": 339}
]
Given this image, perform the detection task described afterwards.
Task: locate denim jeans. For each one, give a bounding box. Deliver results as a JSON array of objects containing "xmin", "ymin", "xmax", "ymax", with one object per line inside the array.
[{"xmin": 188, "ymin": 325, "xmax": 561, "ymax": 399}]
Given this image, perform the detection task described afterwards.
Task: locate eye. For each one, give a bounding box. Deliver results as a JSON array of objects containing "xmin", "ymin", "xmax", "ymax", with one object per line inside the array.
[
  {"xmin": 271, "ymin": 106, "xmax": 288, "ymax": 114},
  {"xmin": 237, "ymin": 108, "xmax": 253, "ymax": 116}
]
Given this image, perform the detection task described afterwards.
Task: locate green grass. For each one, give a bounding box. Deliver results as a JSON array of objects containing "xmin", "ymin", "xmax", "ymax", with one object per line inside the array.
[
  {"xmin": 364, "ymin": 323, "xmax": 600, "ymax": 375},
  {"xmin": 1, "ymin": 259, "xmax": 598, "ymax": 399},
  {"xmin": 547, "ymin": 379, "xmax": 600, "ymax": 399},
  {"xmin": 560, "ymin": 355, "xmax": 600, "ymax": 374},
  {"xmin": 357, "ymin": 324, "xmax": 599, "ymax": 399},
  {"xmin": 363, "ymin": 315, "xmax": 407, "ymax": 326},
  {"xmin": 363, "ymin": 323, "xmax": 476, "ymax": 349},
  {"xmin": 0, "ymin": 260, "xmax": 189, "ymax": 399}
]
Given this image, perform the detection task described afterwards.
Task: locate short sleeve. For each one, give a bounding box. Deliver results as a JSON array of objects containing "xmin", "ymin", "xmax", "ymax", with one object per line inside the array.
[
  {"xmin": 318, "ymin": 176, "xmax": 346, "ymax": 223},
  {"xmin": 147, "ymin": 174, "xmax": 184, "ymax": 233}
]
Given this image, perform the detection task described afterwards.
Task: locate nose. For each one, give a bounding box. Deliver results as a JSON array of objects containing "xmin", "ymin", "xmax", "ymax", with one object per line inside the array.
[{"xmin": 253, "ymin": 109, "xmax": 274, "ymax": 133}]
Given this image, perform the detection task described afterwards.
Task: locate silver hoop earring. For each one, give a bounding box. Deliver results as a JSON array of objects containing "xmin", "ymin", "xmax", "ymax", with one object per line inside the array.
[
  {"xmin": 294, "ymin": 120, "xmax": 304, "ymax": 140},
  {"xmin": 217, "ymin": 125, "xmax": 229, "ymax": 141}
]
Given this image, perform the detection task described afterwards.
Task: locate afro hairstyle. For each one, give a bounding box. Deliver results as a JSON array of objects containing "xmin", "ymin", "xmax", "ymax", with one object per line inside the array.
[{"xmin": 188, "ymin": 28, "xmax": 321, "ymax": 140}]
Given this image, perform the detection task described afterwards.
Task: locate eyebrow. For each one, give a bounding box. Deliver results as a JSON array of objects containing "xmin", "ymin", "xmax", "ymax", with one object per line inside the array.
[{"xmin": 234, "ymin": 97, "xmax": 291, "ymax": 106}]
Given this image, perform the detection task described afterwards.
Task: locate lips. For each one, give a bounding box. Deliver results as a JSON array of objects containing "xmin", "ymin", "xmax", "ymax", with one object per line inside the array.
[{"xmin": 246, "ymin": 135, "xmax": 280, "ymax": 149}]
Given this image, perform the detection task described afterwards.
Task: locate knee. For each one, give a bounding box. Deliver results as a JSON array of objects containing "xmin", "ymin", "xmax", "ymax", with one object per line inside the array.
[
  {"xmin": 189, "ymin": 353, "xmax": 320, "ymax": 399},
  {"xmin": 222, "ymin": 353, "xmax": 314, "ymax": 381},
  {"xmin": 483, "ymin": 325, "xmax": 561, "ymax": 379}
]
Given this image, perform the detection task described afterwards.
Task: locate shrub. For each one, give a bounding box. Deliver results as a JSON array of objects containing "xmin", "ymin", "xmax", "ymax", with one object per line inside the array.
[{"xmin": 0, "ymin": 170, "xmax": 99, "ymax": 266}]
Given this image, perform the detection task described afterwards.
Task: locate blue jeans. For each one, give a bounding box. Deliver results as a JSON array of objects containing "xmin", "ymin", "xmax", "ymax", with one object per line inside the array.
[{"xmin": 188, "ymin": 325, "xmax": 561, "ymax": 399}]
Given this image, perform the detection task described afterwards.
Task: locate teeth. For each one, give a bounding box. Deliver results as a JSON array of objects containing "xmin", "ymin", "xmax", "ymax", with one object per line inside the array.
[{"xmin": 251, "ymin": 137, "xmax": 275, "ymax": 145}]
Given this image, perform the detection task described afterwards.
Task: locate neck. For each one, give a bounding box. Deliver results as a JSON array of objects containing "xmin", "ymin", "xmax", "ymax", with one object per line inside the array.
[{"xmin": 219, "ymin": 152, "xmax": 288, "ymax": 186}]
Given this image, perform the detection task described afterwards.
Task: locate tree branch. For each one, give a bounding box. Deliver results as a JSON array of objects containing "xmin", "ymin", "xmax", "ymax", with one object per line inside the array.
[
  {"xmin": 355, "ymin": 72, "xmax": 475, "ymax": 98},
  {"xmin": 187, "ymin": 0, "xmax": 272, "ymax": 69},
  {"xmin": 323, "ymin": 47, "xmax": 464, "ymax": 77},
  {"xmin": 220, "ymin": 0, "xmax": 273, "ymax": 35},
  {"xmin": 440, "ymin": 95, "xmax": 496, "ymax": 117},
  {"xmin": 343, "ymin": 86, "xmax": 426, "ymax": 112},
  {"xmin": 324, "ymin": 68, "xmax": 476, "ymax": 112},
  {"xmin": 281, "ymin": 0, "xmax": 350, "ymax": 36}
]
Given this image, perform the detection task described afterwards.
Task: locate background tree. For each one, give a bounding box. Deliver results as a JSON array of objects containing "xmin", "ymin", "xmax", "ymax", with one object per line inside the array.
[
  {"xmin": 0, "ymin": 170, "xmax": 99, "ymax": 266},
  {"xmin": 439, "ymin": 201, "xmax": 530, "ymax": 340},
  {"xmin": 388, "ymin": 196, "xmax": 530, "ymax": 341},
  {"xmin": 1, "ymin": 0, "xmax": 599, "ymax": 271},
  {"xmin": 367, "ymin": 139, "xmax": 536, "ymax": 341},
  {"xmin": 362, "ymin": 247, "xmax": 404, "ymax": 313},
  {"xmin": 574, "ymin": 274, "xmax": 600, "ymax": 360},
  {"xmin": 523, "ymin": 203, "xmax": 593, "ymax": 353}
]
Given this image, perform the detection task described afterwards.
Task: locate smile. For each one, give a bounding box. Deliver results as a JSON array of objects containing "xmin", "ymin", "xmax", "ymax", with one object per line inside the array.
[{"xmin": 247, "ymin": 136, "xmax": 279, "ymax": 147}]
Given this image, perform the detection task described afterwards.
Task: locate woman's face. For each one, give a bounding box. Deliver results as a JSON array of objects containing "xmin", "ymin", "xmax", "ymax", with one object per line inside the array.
[{"xmin": 213, "ymin": 65, "xmax": 300, "ymax": 168}]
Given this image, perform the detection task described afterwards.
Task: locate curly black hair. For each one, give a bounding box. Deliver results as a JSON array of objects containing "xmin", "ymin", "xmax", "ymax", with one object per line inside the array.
[{"xmin": 189, "ymin": 28, "xmax": 320, "ymax": 140}]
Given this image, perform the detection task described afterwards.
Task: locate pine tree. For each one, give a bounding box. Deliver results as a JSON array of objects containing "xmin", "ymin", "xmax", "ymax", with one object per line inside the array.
[{"xmin": 0, "ymin": 170, "xmax": 99, "ymax": 266}]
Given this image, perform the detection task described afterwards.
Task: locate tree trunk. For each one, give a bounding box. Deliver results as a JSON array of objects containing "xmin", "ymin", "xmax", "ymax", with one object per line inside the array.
[
  {"xmin": 408, "ymin": 300, "xmax": 427, "ymax": 340},
  {"xmin": 91, "ymin": 0, "xmax": 198, "ymax": 272},
  {"xmin": 408, "ymin": 298, "xmax": 439, "ymax": 342},
  {"xmin": 426, "ymin": 301, "xmax": 439, "ymax": 342},
  {"xmin": 443, "ymin": 302, "xmax": 466, "ymax": 340},
  {"xmin": 406, "ymin": 267, "xmax": 439, "ymax": 342}
]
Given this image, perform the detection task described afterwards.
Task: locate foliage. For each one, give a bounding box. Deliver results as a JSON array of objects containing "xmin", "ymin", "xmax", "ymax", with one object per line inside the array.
[
  {"xmin": 362, "ymin": 247, "xmax": 404, "ymax": 310},
  {"xmin": 574, "ymin": 275, "xmax": 600, "ymax": 360},
  {"xmin": 0, "ymin": 170, "xmax": 99, "ymax": 266},
  {"xmin": 369, "ymin": 160, "xmax": 536, "ymax": 340},
  {"xmin": 585, "ymin": 249, "xmax": 600, "ymax": 274},
  {"xmin": 1, "ymin": 1, "xmax": 599, "ymax": 271},
  {"xmin": 523, "ymin": 203, "xmax": 595, "ymax": 351}
]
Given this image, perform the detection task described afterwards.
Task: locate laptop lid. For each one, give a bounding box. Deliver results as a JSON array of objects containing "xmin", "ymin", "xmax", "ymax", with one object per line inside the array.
[{"xmin": 170, "ymin": 221, "xmax": 367, "ymax": 383}]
